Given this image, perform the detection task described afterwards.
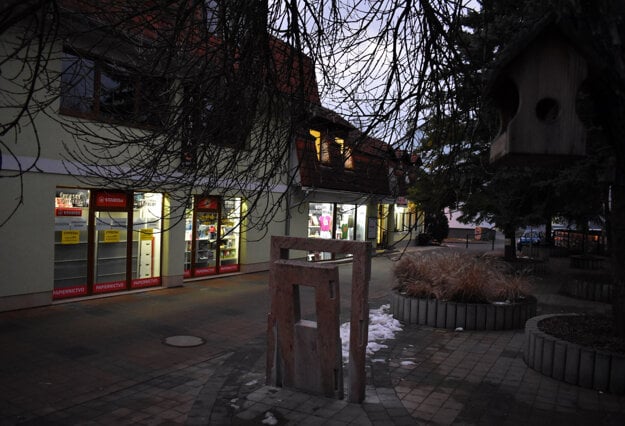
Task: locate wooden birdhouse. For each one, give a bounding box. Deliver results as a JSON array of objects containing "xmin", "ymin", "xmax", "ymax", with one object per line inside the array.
[{"xmin": 488, "ymin": 23, "xmax": 589, "ymax": 165}]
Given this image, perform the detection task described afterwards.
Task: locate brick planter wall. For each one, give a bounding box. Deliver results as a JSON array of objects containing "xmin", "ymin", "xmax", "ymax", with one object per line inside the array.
[
  {"xmin": 390, "ymin": 291, "xmax": 537, "ymax": 330},
  {"xmin": 525, "ymin": 314, "xmax": 625, "ymax": 394}
]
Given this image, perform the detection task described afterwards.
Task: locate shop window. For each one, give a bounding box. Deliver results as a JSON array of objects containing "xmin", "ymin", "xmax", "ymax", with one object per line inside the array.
[
  {"xmin": 336, "ymin": 204, "xmax": 355, "ymax": 240},
  {"xmin": 53, "ymin": 188, "xmax": 163, "ymax": 300},
  {"xmin": 60, "ymin": 50, "xmax": 168, "ymax": 127},
  {"xmin": 308, "ymin": 202, "xmax": 333, "ymax": 260},
  {"xmin": 307, "ymin": 203, "xmax": 366, "ymax": 260},
  {"xmin": 184, "ymin": 196, "xmax": 241, "ymax": 277},
  {"xmin": 355, "ymin": 205, "xmax": 367, "ymax": 240},
  {"xmin": 394, "ymin": 206, "xmax": 416, "ymax": 232},
  {"xmin": 53, "ymin": 189, "xmax": 90, "ymax": 299}
]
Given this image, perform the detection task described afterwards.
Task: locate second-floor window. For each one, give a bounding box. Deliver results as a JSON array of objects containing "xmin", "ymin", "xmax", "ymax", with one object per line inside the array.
[
  {"xmin": 60, "ymin": 50, "xmax": 168, "ymax": 127},
  {"xmin": 310, "ymin": 130, "xmax": 353, "ymax": 169},
  {"xmin": 310, "ymin": 129, "xmax": 330, "ymax": 164}
]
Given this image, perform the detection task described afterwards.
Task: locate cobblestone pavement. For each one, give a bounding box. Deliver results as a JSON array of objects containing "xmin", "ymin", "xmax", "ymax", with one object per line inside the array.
[{"xmin": 1, "ymin": 248, "xmax": 625, "ymax": 425}]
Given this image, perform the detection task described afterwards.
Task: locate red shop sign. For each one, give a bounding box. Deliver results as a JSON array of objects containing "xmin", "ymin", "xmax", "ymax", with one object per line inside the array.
[
  {"xmin": 95, "ymin": 192, "xmax": 128, "ymax": 208},
  {"xmin": 196, "ymin": 197, "xmax": 219, "ymax": 211},
  {"xmin": 55, "ymin": 207, "xmax": 83, "ymax": 217}
]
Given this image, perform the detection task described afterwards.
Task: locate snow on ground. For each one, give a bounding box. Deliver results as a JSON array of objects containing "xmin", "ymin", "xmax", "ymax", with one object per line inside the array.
[{"xmin": 339, "ymin": 304, "xmax": 403, "ymax": 362}]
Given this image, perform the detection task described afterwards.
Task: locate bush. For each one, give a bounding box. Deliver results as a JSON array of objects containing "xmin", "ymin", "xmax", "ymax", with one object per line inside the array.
[{"xmin": 393, "ymin": 251, "xmax": 531, "ymax": 303}]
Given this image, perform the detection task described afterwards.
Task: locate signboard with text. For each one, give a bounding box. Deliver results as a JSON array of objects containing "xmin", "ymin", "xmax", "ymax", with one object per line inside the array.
[
  {"xmin": 95, "ymin": 192, "xmax": 128, "ymax": 209},
  {"xmin": 196, "ymin": 197, "xmax": 219, "ymax": 211}
]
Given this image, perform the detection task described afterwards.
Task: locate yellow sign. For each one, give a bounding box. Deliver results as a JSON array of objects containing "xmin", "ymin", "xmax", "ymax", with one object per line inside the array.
[
  {"xmin": 61, "ymin": 230, "xmax": 80, "ymax": 244},
  {"xmin": 139, "ymin": 228, "xmax": 153, "ymax": 241},
  {"xmin": 103, "ymin": 230, "xmax": 120, "ymax": 243}
]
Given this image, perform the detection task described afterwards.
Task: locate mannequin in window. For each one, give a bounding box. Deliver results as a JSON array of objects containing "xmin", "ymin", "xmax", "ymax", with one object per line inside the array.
[{"xmin": 319, "ymin": 210, "xmax": 332, "ymax": 238}]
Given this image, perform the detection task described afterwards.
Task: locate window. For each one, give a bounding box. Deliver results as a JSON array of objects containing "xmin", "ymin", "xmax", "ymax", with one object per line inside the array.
[
  {"xmin": 395, "ymin": 206, "xmax": 417, "ymax": 232},
  {"xmin": 204, "ymin": 0, "xmax": 219, "ymax": 33},
  {"xmin": 99, "ymin": 62, "xmax": 135, "ymax": 120},
  {"xmin": 335, "ymin": 137, "xmax": 354, "ymax": 169},
  {"xmin": 61, "ymin": 55, "xmax": 95, "ymax": 113},
  {"xmin": 311, "ymin": 129, "xmax": 345, "ymax": 166},
  {"xmin": 60, "ymin": 50, "xmax": 168, "ymax": 127},
  {"xmin": 310, "ymin": 129, "xmax": 328, "ymax": 164}
]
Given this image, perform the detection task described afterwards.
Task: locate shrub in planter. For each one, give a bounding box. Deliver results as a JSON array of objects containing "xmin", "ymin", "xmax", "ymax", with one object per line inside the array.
[
  {"xmin": 392, "ymin": 251, "xmax": 535, "ymax": 329},
  {"xmin": 393, "ymin": 251, "xmax": 531, "ymax": 303}
]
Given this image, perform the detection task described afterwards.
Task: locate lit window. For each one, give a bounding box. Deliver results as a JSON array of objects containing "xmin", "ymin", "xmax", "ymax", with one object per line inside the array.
[
  {"xmin": 310, "ymin": 129, "xmax": 330, "ymax": 164},
  {"xmin": 336, "ymin": 138, "xmax": 354, "ymax": 169}
]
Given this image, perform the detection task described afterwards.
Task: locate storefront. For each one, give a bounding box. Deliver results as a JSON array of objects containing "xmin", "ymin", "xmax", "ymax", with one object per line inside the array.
[
  {"xmin": 53, "ymin": 188, "xmax": 163, "ymax": 299},
  {"xmin": 184, "ymin": 196, "xmax": 241, "ymax": 278},
  {"xmin": 307, "ymin": 202, "xmax": 368, "ymax": 260}
]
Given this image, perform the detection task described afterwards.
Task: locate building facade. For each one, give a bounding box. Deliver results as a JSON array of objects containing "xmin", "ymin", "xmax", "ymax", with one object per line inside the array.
[{"xmin": 0, "ymin": 2, "xmax": 419, "ymax": 312}]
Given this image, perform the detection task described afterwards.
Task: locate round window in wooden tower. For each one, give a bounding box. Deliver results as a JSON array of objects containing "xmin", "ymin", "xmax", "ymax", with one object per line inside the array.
[{"xmin": 535, "ymin": 97, "xmax": 560, "ymax": 123}]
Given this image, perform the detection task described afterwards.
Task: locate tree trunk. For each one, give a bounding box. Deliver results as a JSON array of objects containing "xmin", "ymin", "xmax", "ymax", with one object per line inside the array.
[
  {"xmin": 611, "ymin": 178, "xmax": 625, "ymax": 337},
  {"xmin": 545, "ymin": 219, "xmax": 553, "ymax": 246},
  {"xmin": 503, "ymin": 226, "xmax": 517, "ymax": 261}
]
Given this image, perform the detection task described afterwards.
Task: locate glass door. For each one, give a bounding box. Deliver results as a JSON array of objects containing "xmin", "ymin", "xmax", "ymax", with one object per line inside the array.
[
  {"xmin": 219, "ymin": 198, "xmax": 241, "ymax": 273},
  {"xmin": 131, "ymin": 192, "xmax": 163, "ymax": 289},
  {"xmin": 194, "ymin": 210, "xmax": 219, "ymax": 276},
  {"xmin": 184, "ymin": 196, "xmax": 241, "ymax": 277},
  {"xmin": 93, "ymin": 210, "xmax": 129, "ymax": 294}
]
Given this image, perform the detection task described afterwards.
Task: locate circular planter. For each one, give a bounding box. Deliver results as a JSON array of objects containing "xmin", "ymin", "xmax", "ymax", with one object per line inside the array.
[
  {"xmin": 525, "ymin": 314, "xmax": 625, "ymax": 394},
  {"xmin": 561, "ymin": 280, "xmax": 613, "ymax": 303},
  {"xmin": 390, "ymin": 291, "xmax": 537, "ymax": 330}
]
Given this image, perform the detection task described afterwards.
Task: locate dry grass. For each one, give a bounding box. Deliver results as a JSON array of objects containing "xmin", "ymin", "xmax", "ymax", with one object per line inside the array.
[{"xmin": 393, "ymin": 251, "xmax": 532, "ymax": 303}]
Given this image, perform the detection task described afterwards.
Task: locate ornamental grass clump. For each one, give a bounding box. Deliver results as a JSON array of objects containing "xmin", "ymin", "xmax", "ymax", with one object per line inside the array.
[{"xmin": 393, "ymin": 251, "xmax": 531, "ymax": 303}]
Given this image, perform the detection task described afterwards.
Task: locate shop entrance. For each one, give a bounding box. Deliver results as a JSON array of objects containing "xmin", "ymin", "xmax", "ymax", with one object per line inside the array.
[
  {"xmin": 93, "ymin": 208, "xmax": 129, "ymax": 294},
  {"xmin": 184, "ymin": 196, "xmax": 241, "ymax": 278}
]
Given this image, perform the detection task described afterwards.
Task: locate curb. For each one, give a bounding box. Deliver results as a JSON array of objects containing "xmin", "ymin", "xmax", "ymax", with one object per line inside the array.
[
  {"xmin": 524, "ymin": 314, "xmax": 625, "ymax": 394},
  {"xmin": 390, "ymin": 291, "xmax": 537, "ymax": 330}
]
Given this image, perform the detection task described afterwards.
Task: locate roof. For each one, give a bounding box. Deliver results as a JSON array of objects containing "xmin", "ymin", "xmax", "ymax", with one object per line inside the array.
[{"xmin": 268, "ymin": 36, "xmax": 321, "ymax": 105}]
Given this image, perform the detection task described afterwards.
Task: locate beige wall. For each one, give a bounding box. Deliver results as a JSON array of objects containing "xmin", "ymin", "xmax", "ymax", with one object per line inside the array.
[{"xmin": 0, "ymin": 173, "xmax": 56, "ymax": 299}]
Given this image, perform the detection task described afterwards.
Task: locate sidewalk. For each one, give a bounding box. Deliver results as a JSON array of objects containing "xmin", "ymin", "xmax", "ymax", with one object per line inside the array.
[{"xmin": 1, "ymin": 250, "xmax": 625, "ymax": 425}]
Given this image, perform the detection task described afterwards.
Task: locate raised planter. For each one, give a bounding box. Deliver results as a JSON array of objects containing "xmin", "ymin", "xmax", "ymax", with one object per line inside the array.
[
  {"xmin": 525, "ymin": 314, "xmax": 625, "ymax": 394},
  {"xmin": 390, "ymin": 291, "xmax": 537, "ymax": 330},
  {"xmin": 508, "ymin": 258, "xmax": 549, "ymax": 275},
  {"xmin": 561, "ymin": 280, "xmax": 613, "ymax": 303},
  {"xmin": 570, "ymin": 254, "xmax": 605, "ymax": 270}
]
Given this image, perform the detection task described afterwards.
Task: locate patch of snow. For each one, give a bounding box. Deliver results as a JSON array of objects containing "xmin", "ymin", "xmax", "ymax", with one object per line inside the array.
[
  {"xmin": 262, "ymin": 411, "xmax": 278, "ymax": 425},
  {"xmin": 400, "ymin": 360, "xmax": 415, "ymax": 366},
  {"xmin": 340, "ymin": 304, "xmax": 403, "ymax": 362},
  {"xmin": 244, "ymin": 380, "xmax": 258, "ymax": 386}
]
